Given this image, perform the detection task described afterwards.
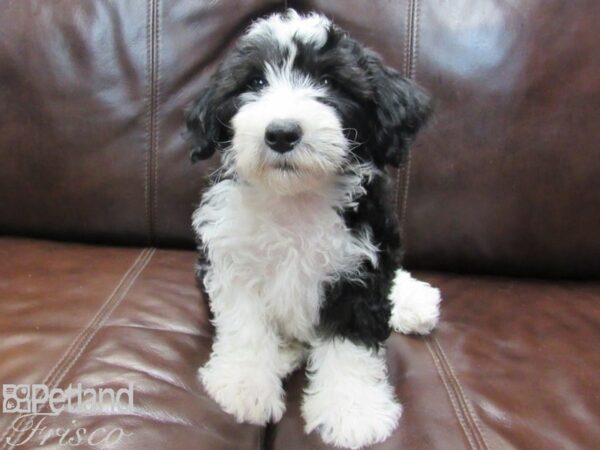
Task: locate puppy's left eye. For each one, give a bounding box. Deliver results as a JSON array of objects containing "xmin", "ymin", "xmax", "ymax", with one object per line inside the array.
[
  {"xmin": 248, "ymin": 77, "xmax": 267, "ymax": 90},
  {"xmin": 320, "ymin": 76, "xmax": 335, "ymax": 87}
]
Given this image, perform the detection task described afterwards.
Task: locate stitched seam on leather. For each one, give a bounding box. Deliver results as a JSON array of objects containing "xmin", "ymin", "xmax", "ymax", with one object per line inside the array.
[
  {"xmin": 402, "ymin": 1, "xmax": 412, "ymax": 80},
  {"xmin": 425, "ymin": 337, "xmax": 479, "ymax": 450},
  {"xmin": 394, "ymin": 0, "xmax": 413, "ymax": 220},
  {"xmin": 144, "ymin": 0, "xmax": 151, "ymax": 244},
  {"xmin": 145, "ymin": 0, "xmax": 160, "ymax": 245},
  {"xmin": 408, "ymin": 0, "xmax": 420, "ymax": 81},
  {"xmin": 0, "ymin": 248, "xmax": 155, "ymax": 449},
  {"xmin": 432, "ymin": 336, "xmax": 491, "ymax": 450},
  {"xmin": 152, "ymin": 0, "xmax": 161, "ymax": 246},
  {"xmin": 399, "ymin": 0, "xmax": 420, "ymax": 240},
  {"xmin": 429, "ymin": 337, "xmax": 482, "ymax": 450}
]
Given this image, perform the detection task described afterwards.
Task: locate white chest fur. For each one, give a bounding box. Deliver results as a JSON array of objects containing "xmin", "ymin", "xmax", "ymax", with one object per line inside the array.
[{"xmin": 193, "ymin": 180, "xmax": 377, "ymax": 342}]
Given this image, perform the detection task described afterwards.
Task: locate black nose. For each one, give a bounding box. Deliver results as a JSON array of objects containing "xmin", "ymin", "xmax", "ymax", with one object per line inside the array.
[{"xmin": 264, "ymin": 120, "xmax": 303, "ymax": 153}]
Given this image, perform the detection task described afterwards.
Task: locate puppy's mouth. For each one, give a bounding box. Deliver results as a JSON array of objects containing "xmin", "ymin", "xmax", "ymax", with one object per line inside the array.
[
  {"xmin": 262, "ymin": 153, "xmax": 299, "ymax": 172},
  {"xmin": 271, "ymin": 160, "xmax": 297, "ymax": 172}
]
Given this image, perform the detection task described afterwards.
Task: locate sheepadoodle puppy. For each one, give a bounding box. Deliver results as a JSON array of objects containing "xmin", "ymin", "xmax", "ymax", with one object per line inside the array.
[{"xmin": 187, "ymin": 10, "xmax": 442, "ymax": 449}]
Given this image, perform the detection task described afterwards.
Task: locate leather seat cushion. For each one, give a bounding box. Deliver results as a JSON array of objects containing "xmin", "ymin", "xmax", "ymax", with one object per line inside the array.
[{"xmin": 1, "ymin": 238, "xmax": 598, "ymax": 449}]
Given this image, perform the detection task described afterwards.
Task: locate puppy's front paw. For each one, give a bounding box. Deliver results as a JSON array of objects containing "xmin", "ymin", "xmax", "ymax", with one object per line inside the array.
[
  {"xmin": 199, "ymin": 356, "xmax": 285, "ymax": 425},
  {"xmin": 302, "ymin": 377, "xmax": 401, "ymax": 449},
  {"xmin": 389, "ymin": 271, "xmax": 442, "ymax": 335}
]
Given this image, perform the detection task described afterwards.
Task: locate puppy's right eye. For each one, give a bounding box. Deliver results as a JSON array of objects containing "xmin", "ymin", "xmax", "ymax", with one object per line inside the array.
[{"xmin": 248, "ymin": 77, "xmax": 267, "ymax": 91}]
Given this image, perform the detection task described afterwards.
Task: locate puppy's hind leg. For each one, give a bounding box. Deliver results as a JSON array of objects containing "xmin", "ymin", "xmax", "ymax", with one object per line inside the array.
[{"xmin": 388, "ymin": 270, "xmax": 442, "ymax": 335}]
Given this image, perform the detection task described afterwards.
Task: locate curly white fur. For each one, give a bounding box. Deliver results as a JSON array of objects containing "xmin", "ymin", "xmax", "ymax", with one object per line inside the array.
[
  {"xmin": 389, "ymin": 271, "xmax": 442, "ymax": 335},
  {"xmin": 302, "ymin": 338, "xmax": 402, "ymax": 449},
  {"xmin": 194, "ymin": 179, "xmax": 379, "ymax": 425}
]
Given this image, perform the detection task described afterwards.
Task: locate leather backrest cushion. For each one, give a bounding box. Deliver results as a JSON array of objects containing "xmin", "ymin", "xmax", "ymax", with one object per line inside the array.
[
  {"xmin": 404, "ymin": 0, "xmax": 600, "ymax": 278},
  {"xmin": 0, "ymin": 1, "xmax": 150, "ymax": 245},
  {"xmin": 0, "ymin": 0, "xmax": 408, "ymax": 246},
  {"xmin": 0, "ymin": 0, "xmax": 267, "ymax": 246},
  {"xmin": 0, "ymin": 0, "xmax": 598, "ymax": 278}
]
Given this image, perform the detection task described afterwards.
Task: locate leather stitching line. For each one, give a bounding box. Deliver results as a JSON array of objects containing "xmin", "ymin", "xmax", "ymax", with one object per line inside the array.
[
  {"xmin": 402, "ymin": 0, "xmax": 411, "ymax": 79},
  {"xmin": 0, "ymin": 248, "xmax": 155, "ymax": 449},
  {"xmin": 409, "ymin": 0, "xmax": 420, "ymax": 80},
  {"xmin": 432, "ymin": 336, "xmax": 491, "ymax": 450},
  {"xmin": 151, "ymin": 0, "xmax": 161, "ymax": 246},
  {"xmin": 144, "ymin": 0, "xmax": 152, "ymax": 245},
  {"xmin": 145, "ymin": 0, "xmax": 160, "ymax": 245},
  {"xmin": 425, "ymin": 337, "xmax": 479, "ymax": 450},
  {"xmin": 399, "ymin": 0, "xmax": 420, "ymax": 239},
  {"xmin": 394, "ymin": 0, "xmax": 413, "ymax": 220}
]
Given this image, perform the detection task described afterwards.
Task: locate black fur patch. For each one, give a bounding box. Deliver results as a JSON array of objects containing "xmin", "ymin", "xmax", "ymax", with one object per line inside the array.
[{"xmin": 318, "ymin": 172, "xmax": 402, "ymax": 349}]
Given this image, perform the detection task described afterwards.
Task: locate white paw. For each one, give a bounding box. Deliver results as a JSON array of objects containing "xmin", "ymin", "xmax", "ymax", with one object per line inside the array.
[
  {"xmin": 199, "ymin": 355, "xmax": 285, "ymax": 425},
  {"xmin": 302, "ymin": 379, "xmax": 401, "ymax": 449},
  {"xmin": 389, "ymin": 271, "xmax": 441, "ymax": 335},
  {"xmin": 302, "ymin": 340, "xmax": 401, "ymax": 449}
]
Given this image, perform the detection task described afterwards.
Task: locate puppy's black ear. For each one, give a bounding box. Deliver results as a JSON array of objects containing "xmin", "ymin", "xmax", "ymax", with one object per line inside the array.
[
  {"xmin": 367, "ymin": 54, "xmax": 432, "ymax": 167},
  {"xmin": 186, "ymin": 86, "xmax": 218, "ymax": 163}
]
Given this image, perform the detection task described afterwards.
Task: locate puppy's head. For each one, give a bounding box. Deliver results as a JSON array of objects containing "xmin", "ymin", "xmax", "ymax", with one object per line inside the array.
[{"xmin": 187, "ymin": 10, "xmax": 431, "ymax": 194}]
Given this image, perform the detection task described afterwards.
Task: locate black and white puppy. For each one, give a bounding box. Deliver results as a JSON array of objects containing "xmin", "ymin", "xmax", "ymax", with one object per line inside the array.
[{"xmin": 187, "ymin": 10, "xmax": 441, "ymax": 449}]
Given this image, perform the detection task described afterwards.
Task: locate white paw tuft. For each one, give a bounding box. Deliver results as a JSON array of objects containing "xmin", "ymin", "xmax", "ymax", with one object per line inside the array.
[
  {"xmin": 303, "ymin": 386, "xmax": 401, "ymax": 449},
  {"xmin": 389, "ymin": 271, "xmax": 442, "ymax": 335},
  {"xmin": 199, "ymin": 356, "xmax": 285, "ymax": 425},
  {"xmin": 302, "ymin": 339, "xmax": 401, "ymax": 449}
]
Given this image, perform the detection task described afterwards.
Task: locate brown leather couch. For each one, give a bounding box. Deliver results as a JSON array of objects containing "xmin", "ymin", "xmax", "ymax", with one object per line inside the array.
[{"xmin": 1, "ymin": 1, "xmax": 599, "ymax": 449}]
